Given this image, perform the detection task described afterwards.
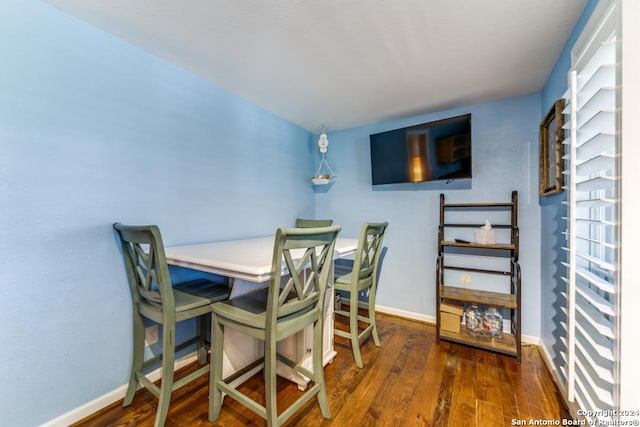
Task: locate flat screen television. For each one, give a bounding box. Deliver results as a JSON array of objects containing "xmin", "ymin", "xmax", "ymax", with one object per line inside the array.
[{"xmin": 369, "ymin": 114, "xmax": 472, "ymax": 185}]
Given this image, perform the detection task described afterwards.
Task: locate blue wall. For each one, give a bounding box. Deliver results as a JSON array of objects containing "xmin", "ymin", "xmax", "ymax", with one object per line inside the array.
[
  {"xmin": 538, "ymin": 0, "xmax": 599, "ymax": 370},
  {"xmin": 0, "ymin": 1, "xmax": 315, "ymax": 425},
  {"xmin": 316, "ymin": 94, "xmax": 543, "ymax": 335}
]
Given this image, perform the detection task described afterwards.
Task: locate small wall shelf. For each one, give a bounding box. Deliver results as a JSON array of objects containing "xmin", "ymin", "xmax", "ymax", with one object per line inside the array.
[{"xmin": 311, "ymin": 175, "xmax": 335, "ymax": 186}]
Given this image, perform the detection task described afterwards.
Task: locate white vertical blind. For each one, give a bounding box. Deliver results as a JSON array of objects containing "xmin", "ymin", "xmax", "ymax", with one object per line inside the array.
[{"xmin": 561, "ymin": 0, "xmax": 619, "ymax": 419}]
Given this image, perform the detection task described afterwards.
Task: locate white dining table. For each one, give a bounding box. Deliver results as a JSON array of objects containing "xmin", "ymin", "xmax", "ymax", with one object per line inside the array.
[
  {"xmin": 164, "ymin": 235, "xmax": 358, "ymax": 389},
  {"xmin": 165, "ymin": 236, "xmax": 358, "ymax": 283}
]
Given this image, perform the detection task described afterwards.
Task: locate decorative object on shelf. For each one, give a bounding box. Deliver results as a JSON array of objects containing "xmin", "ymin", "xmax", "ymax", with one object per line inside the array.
[
  {"xmin": 464, "ymin": 304, "xmax": 488, "ymax": 339},
  {"xmin": 474, "ymin": 220, "xmax": 496, "ymax": 244},
  {"xmin": 440, "ymin": 301, "xmax": 464, "ymax": 333},
  {"xmin": 312, "ymin": 125, "xmax": 336, "ymax": 185},
  {"xmin": 484, "ymin": 307, "xmax": 504, "ymax": 338},
  {"xmin": 539, "ymin": 98, "xmax": 565, "ymax": 196}
]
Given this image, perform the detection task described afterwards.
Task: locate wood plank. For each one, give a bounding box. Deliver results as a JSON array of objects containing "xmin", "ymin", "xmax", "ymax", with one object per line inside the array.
[
  {"xmin": 472, "ymin": 349, "xmax": 501, "ymax": 406},
  {"xmin": 440, "ymin": 285, "xmax": 517, "ymax": 308},
  {"xmin": 496, "ymin": 353, "xmax": 522, "ymax": 425},
  {"xmin": 442, "ymin": 223, "xmax": 513, "ymax": 229},
  {"xmin": 440, "ymin": 327, "xmax": 517, "ymax": 356},
  {"xmin": 448, "ymin": 348, "xmax": 476, "ymax": 427},
  {"xmin": 441, "ymin": 241, "xmax": 515, "ymax": 250},
  {"xmin": 476, "ymin": 400, "xmax": 505, "ymax": 427},
  {"xmin": 402, "ymin": 339, "xmax": 450, "ymax": 426},
  {"xmin": 432, "ymin": 342, "xmax": 458, "ymax": 426},
  {"xmin": 372, "ymin": 325, "xmax": 432, "ymax": 426},
  {"xmin": 326, "ymin": 323, "xmax": 409, "ymax": 426}
]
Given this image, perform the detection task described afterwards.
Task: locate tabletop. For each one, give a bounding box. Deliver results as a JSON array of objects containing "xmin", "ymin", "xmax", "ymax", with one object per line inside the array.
[{"xmin": 165, "ymin": 236, "xmax": 358, "ymax": 282}]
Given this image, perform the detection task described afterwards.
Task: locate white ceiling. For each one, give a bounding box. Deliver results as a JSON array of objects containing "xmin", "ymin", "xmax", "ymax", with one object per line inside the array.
[{"xmin": 44, "ymin": 0, "xmax": 587, "ymax": 133}]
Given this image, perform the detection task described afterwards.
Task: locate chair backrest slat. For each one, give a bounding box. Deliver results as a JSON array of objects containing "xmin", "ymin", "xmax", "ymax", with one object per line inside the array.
[
  {"xmin": 295, "ymin": 218, "xmax": 334, "ymax": 228},
  {"xmin": 113, "ymin": 223, "xmax": 175, "ymax": 310},
  {"xmin": 268, "ymin": 226, "xmax": 340, "ymax": 323},
  {"xmin": 351, "ymin": 222, "xmax": 388, "ymax": 285}
]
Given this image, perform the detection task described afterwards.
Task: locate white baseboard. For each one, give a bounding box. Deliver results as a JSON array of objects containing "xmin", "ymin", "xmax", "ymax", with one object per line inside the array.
[
  {"xmin": 522, "ymin": 334, "xmax": 539, "ymax": 345},
  {"xmin": 538, "ymin": 341, "xmax": 559, "ymax": 378},
  {"xmin": 39, "ymin": 353, "xmax": 198, "ymax": 427},
  {"xmin": 375, "ymin": 302, "xmax": 436, "ymax": 324},
  {"xmin": 538, "ymin": 341, "xmax": 567, "ymax": 394},
  {"xmin": 537, "ymin": 340, "xmax": 576, "ymax": 418}
]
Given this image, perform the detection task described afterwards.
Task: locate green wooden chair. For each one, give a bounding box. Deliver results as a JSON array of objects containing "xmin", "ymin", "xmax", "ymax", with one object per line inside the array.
[
  {"xmin": 208, "ymin": 225, "xmax": 341, "ymax": 427},
  {"xmin": 113, "ymin": 223, "xmax": 230, "ymax": 427},
  {"xmin": 295, "ymin": 218, "xmax": 333, "ymax": 227},
  {"xmin": 334, "ymin": 221, "xmax": 388, "ymax": 368}
]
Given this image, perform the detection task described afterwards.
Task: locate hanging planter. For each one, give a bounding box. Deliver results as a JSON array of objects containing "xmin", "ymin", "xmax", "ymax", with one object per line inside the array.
[{"xmin": 312, "ymin": 126, "xmax": 336, "ymax": 185}]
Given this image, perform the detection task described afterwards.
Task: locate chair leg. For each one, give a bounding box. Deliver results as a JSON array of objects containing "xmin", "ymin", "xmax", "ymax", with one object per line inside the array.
[
  {"xmin": 368, "ymin": 288, "xmax": 380, "ymax": 347},
  {"xmin": 123, "ymin": 311, "xmax": 145, "ymax": 406},
  {"xmin": 349, "ymin": 294, "xmax": 363, "ymax": 368},
  {"xmin": 313, "ymin": 318, "xmax": 331, "ymax": 419},
  {"xmin": 155, "ymin": 324, "xmax": 176, "ymax": 427},
  {"xmin": 264, "ymin": 336, "xmax": 278, "ymax": 427},
  {"xmin": 208, "ymin": 315, "xmax": 224, "ymax": 422},
  {"xmin": 197, "ymin": 315, "xmax": 208, "ymax": 365}
]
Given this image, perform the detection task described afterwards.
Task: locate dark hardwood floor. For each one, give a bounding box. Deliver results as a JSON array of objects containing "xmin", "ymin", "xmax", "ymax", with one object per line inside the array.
[{"xmin": 73, "ymin": 311, "xmax": 568, "ymax": 426}]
